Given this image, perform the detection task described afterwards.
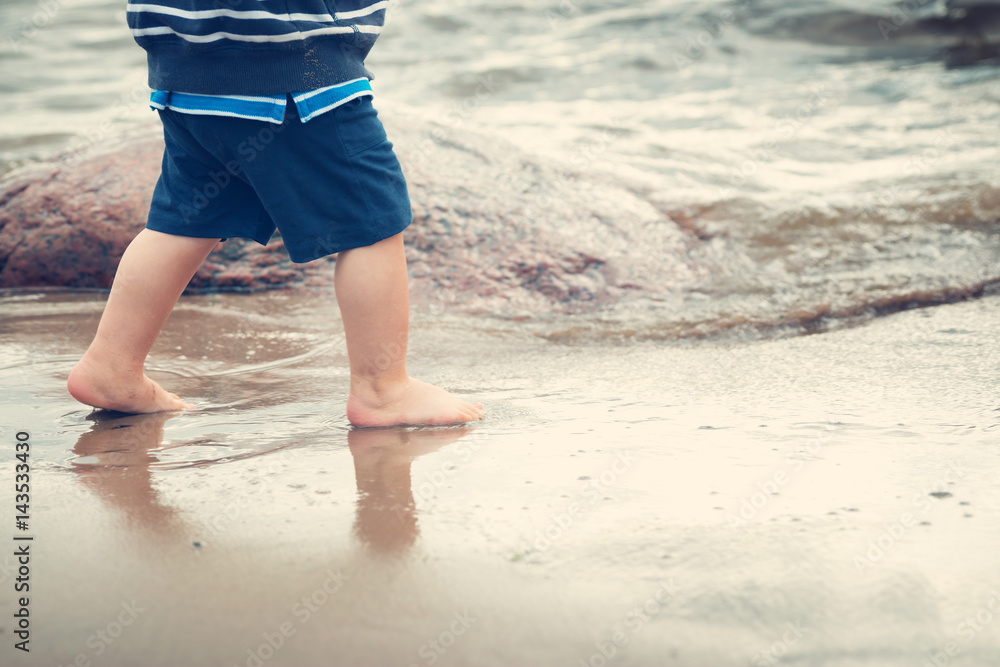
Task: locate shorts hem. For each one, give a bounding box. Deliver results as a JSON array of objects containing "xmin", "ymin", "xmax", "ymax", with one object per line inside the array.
[
  {"xmin": 283, "ymin": 216, "xmax": 412, "ymax": 264},
  {"xmin": 144, "ymin": 220, "xmax": 273, "ymax": 247}
]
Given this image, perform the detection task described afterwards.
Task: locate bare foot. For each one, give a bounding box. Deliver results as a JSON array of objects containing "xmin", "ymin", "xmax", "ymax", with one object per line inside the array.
[
  {"xmin": 67, "ymin": 356, "xmax": 194, "ymax": 414},
  {"xmin": 346, "ymin": 377, "xmax": 484, "ymax": 428}
]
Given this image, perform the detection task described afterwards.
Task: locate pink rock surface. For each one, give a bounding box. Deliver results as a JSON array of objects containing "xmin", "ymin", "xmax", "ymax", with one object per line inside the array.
[
  {"xmin": 0, "ymin": 110, "xmax": 708, "ymax": 315},
  {"xmin": 0, "ymin": 131, "xmax": 321, "ymax": 292}
]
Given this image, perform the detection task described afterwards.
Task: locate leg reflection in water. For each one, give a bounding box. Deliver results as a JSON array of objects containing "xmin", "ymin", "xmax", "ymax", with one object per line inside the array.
[
  {"xmin": 72, "ymin": 411, "xmax": 473, "ymax": 557},
  {"xmin": 348, "ymin": 427, "xmax": 471, "ymax": 555},
  {"xmin": 72, "ymin": 411, "xmax": 187, "ymax": 539}
]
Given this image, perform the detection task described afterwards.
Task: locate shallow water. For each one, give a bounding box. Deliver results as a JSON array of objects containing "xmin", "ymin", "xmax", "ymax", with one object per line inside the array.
[
  {"xmin": 3, "ymin": 0, "xmax": 1000, "ymax": 338},
  {"xmin": 1, "ymin": 291, "xmax": 999, "ymax": 665},
  {"xmin": 2, "ymin": 1, "xmax": 1000, "ymax": 664}
]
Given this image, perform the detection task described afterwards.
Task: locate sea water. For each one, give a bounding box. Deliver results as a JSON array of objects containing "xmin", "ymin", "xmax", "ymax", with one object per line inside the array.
[{"xmin": 1, "ymin": 1, "xmax": 1000, "ymax": 665}]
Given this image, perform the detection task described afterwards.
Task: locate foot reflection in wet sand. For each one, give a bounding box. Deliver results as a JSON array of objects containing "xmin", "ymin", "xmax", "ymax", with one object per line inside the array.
[
  {"xmin": 349, "ymin": 427, "xmax": 470, "ymax": 555},
  {"xmin": 72, "ymin": 411, "xmax": 472, "ymax": 558},
  {"xmin": 72, "ymin": 410, "xmax": 186, "ymax": 539}
]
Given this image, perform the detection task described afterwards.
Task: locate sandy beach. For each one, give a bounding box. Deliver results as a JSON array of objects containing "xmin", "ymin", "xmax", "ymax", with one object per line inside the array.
[
  {"xmin": 1, "ymin": 289, "xmax": 998, "ymax": 666},
  {"xmin": 3, "ymin": 0, "xmax": 1000, "ymax": 664}
]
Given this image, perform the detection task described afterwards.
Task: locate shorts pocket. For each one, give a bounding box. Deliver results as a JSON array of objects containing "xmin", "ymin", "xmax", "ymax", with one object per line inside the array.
[{"xmin": 333, "ymin": 96, "xmax": 388, "ymax": 156}]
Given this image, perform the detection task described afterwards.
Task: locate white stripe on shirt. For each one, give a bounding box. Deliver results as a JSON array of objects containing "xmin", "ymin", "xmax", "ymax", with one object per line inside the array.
[
  {"xmin": 131, "ymin": 23, "xmax": 382, "ymax": 43},
  {"xmin": 126, "ymin": 1, "xmax": 388, "ymax": 23},
  {"xmin": 334, "ymin": 1, "xmax": 390, "ymax": 20}
]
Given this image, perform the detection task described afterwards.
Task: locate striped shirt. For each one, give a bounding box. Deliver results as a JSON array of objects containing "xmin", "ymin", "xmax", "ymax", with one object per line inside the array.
[
  {"xmin": 149, "ymin": 76, "xmax": 373, "ymax": 124},
  {"xmin": 127, "ymin": 1, "xmax": 388, "ymax": 96},
  {"xmin": 127, "ymin": 1, "xmax": 387, "ymax": 44}
]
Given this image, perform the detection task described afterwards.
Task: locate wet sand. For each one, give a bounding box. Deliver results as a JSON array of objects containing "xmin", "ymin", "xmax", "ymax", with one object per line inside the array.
[{"xmin": 1, "ymin": 290, "xmax": 999, "ymax": 666}]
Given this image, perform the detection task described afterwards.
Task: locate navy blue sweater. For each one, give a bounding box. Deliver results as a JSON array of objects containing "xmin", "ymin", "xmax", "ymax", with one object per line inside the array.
[{"xmin": 127, "ymin": 0, "xmax": 388, "ymax": 95}]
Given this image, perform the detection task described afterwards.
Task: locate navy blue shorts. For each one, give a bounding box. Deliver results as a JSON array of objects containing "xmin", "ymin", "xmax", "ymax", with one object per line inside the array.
[{"xmin": 145, "ymin": 96, "xmax": 412, "ymax": 263}]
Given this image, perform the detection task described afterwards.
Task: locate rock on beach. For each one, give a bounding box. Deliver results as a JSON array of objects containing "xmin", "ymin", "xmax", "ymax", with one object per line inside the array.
[{"xmin": 0, "ymin": 106, "xmax": 708, "ymax": 315}]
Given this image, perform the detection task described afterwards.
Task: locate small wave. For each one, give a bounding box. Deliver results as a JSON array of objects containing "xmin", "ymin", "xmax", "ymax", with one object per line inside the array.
[{"xmin": 738, "ymin": 0, "xmax": 1000, "ymax": 66}]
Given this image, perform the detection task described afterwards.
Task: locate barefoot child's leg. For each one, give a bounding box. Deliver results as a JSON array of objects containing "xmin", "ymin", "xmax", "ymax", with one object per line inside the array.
[
  {"xmin": 109, "ymin": 0, "xmax": 483, "ymax": 423},
  {"xmin": 68, "ymin": 229, "xmax": 220, "ymax": 413},
  {"xmin": 337, "ymin": 233, "xmax": 484, "ymax": 427}
]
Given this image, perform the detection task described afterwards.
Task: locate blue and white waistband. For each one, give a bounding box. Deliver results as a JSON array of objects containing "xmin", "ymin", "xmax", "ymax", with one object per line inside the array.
[{"xmin": 149, "ymin": 77, "xmax": 373, "ymax": 124}]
